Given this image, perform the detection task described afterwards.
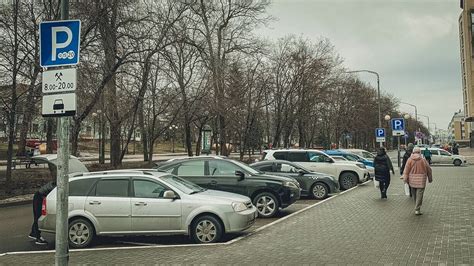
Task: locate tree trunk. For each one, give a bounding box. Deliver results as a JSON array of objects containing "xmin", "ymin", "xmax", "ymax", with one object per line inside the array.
[
  {"xmin": 46, "ymin": 119, "xmax": 54, "ymax": 153},
  {"xmin": 71, "ymin": 119, "xmax": 81, "ymax": 156},
  {"xmin": 5, "ymin": 0, "xmax": 20, "ymax": 190},
  {"xmin": 138, "ymin": 104, "xmax": 148, "ymax": 161},
  {"xmin": 18, "ymin": 82, "xmax": 39, "ymax": 155},
  {"xmin": 184, "ymin": 113, "xmax": 193, "ymax": 157}
]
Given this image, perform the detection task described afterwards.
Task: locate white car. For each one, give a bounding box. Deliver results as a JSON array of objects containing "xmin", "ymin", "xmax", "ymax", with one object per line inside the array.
[
  {"xmin": 340, "ymin": 149, "xmax": 375, "ymax": 160},
  {"xmin": 39, "ymin": 169, "xmax": 257, "ymax": 248},
  {"xmin": 424, "ymin": 148, "xmax": 467, "ymax": 166},
  {"xmin": 262, "ymin": 149, "xmax": 370, "ymax": 190}
]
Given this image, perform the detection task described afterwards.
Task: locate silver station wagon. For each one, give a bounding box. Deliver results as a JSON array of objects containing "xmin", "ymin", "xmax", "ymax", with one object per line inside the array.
[{"xmin": 39, "ymin": 170, "xmax": 257, "ymax": 248}]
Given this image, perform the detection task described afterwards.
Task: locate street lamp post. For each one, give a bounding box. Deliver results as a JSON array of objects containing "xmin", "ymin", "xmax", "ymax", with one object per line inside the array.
[
  {"xmin": 417, "ymin": 114, "xmax": 430, "ymax": 144},
  {"xmin": 169, "ymin": 125, "xmax": 178, "ymax": 153},
  {"xmin": 400, "ymin": 102, "xmax": 418, "ymax": 126},
  {"xmin": 345, "ymin": 70, "xmax": 381, "ymax": 147}
]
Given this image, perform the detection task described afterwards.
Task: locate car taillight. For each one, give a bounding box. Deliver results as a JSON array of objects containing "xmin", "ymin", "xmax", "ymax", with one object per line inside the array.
[{"xmin": 41, "ymin": 197, "xmax": 47, "ymax": 216}]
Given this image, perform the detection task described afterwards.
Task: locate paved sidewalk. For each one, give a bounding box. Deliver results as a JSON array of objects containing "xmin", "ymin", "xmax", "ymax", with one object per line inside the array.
[{"xmin": 1, "ymin": 165, "xmax": 472, "ymax": 264}]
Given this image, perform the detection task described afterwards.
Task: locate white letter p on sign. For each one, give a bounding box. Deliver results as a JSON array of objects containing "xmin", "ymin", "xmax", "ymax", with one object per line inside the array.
[{"xmin": 51, "ymin": 26, "xmax": 73, "ymax": 61}]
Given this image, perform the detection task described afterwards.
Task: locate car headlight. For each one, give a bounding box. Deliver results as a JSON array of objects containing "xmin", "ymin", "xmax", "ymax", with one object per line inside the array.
[
  {"xmin": 283, "ymin": 181, "xmax": 299, "ymax": 189},
  {"xmin": 356, "ymin": 163, "xmax": 366, "ymax": 169},
  {"xmin": 232, "ymin": 202, "xmax": 247, "ymax": 212}
]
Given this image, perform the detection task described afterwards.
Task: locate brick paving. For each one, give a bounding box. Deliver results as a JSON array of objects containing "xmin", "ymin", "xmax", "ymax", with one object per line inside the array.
[{"xmin": 1, "ymin": 165, "xmax": 473, "ymax": 265}]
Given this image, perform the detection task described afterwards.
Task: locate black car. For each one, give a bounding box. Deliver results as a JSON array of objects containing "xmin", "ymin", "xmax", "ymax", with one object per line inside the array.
[
  {"xmin": 155, "ymin": 156, "xmax": 301, "ymax": 218},
  {"xmin": 250, "ymin": 160, "xmax": 339, "ymax": 200}
]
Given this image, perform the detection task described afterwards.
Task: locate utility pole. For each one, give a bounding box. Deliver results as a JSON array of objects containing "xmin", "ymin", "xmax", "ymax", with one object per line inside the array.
[
  {"xmin": 56, "ymin": 1, "xmax": 70, "ymax": 265},
  {"xmin": 345, "ymin": 70, "xmax": 382, "ymax": 147}
]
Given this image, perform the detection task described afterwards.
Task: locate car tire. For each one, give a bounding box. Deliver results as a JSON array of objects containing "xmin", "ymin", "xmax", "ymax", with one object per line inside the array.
[
  {"xmin": 191, "ymin": 215, "xmax": 223, "ymax": 244},
  {"xmin": 68, "ymin": 218, "xmax": 95, "ymax": 249},
  {"xmin": 454, "ymin": 159, "xmax": 462, "ymax": 166},
  {"xmin": 339, "ymin": 172, "xmax": 358, "ymax": 190},
  {"xmin": 253, "ymin": 192, "xmax": 279, "ymax": 218},
  {"xmin": 310, "ymin": 182, "xmax": 329, "ymax": 200}
]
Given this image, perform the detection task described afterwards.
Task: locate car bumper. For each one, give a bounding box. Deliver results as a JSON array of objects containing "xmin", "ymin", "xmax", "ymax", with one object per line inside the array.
[
  {"xmin": 279, "ymin": 187, "xmax": 301, "ymax": 208},
  {"xmin": 225, "ymin": 207, "xmax": 258, "ymax": 233},
  {"xmin": 38, "ymin": 214, "xmax": 56, "ymax": 233}
]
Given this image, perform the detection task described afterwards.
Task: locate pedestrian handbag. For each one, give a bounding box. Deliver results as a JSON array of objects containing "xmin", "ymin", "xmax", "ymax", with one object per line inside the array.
[
  {"xmin": 404, "ymin": 183, "xmax": 410, "ymax": 196},
  {"xmin": 373, "ymin": 177, "xmax": 380, "ymax": 188}
]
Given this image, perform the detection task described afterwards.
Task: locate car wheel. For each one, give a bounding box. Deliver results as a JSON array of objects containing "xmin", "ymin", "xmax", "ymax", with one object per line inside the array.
[
  {"xmin": 253, "ymin": 192, "xmax": 279, "ymax": 218},
  {"xmin": 191, "ymin": 215, "xmax": 223, "ymax": 244},
  {"xmin": 311, "ymin": 182, "xmax": 329, "ymax": 200},
  {"xmin": 68, "ymin": 218, "xmax": 95, "ymax": 249},
  {"xmin": 454, "ymin": 159, "xmax": 462, "ymax": 166},
  {"xmin": 339, "ymin": 172, "xmax": 358, "ymax": 190}
]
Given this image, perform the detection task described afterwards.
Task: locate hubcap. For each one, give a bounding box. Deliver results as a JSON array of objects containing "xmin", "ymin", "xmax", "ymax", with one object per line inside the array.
[
  {"xmin": 256, "ymin": 196, "xmax": 276, "ymax": 216},
  {"xmin": 313, "ymin": 184, "xmax": 326, "ymax": 198},
  {"xmin": 342, "ymin": 176, "xmax": 354, "ymax": 189},
  {"xmin": 69, "ymin": 222, "xmax": 90, "ymax": 245},
  {"xmin": 196, "ymin": 220, "xmax": 217, "ymax": 243}
]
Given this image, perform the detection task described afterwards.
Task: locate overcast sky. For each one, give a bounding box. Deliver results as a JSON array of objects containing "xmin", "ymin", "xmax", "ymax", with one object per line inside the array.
[{"xmin": 256, "ymin": 0, "xmax": 462, "ymax": 130}]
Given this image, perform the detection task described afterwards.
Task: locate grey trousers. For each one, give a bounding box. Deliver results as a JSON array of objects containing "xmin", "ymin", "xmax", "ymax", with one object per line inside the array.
[{"xmin": 411, "ymin": 187, "xmax": 425, "ymax": 211}]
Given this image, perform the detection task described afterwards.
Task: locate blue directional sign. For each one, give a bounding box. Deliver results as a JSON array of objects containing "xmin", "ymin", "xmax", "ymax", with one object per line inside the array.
[
  {"xmin": 375, "ymin": 128, "xmax": 385, "ymax": 142},
  {"xmin": 391, "ymin": 118, "xmax": 405, "ymax": 136},
  {"xmin": 40, "ymin": 20, "xmax": 81, "ymax": 67}
]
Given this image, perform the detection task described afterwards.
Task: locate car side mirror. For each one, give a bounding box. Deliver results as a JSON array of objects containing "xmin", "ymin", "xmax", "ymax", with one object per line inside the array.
[
  {"xmin": 163, "ymin": 190, "xmax": 178, "ymax": 200},
  {"xmin": 235, "ymin": 170, "xmax": 245, "ymax": 181},
  {"xmin": 298, "ymin": 169, "xmax": 305, "ymax": 176}
]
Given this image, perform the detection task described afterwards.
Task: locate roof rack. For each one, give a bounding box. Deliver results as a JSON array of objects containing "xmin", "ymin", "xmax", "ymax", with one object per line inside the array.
[{"xmin": 80, "ymin": 169, "xmax": 159, "ymax": 176}]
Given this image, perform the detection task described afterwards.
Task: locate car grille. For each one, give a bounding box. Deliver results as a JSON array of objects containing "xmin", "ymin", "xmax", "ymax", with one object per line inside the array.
[{"xmin": 245, "ymin": 201, "xmax": 253, "ymax": 209}]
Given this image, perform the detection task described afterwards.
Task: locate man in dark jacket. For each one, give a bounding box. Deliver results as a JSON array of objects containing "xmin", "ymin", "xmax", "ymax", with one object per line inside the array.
[
  {"xmin": 29, "ymin": 180, "xmax": 56, "ymax": 245},
  {"xmin": 373, "ymin": 147, "xmax": 395, "ymax": 199},
  {"xmin": 400, "ymin": 143, "xmax": 414, "ymax": 197}
]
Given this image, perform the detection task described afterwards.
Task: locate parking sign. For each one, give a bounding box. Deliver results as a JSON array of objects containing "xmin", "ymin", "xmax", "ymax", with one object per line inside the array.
[
  {"xmin": 391, "ymin": 118, "xmax": 405, "ymax": 136},
  {"xmin": 40, "ymin": 20, "xmax": 81, "ymax": 67},
  {"xmin": 375, "ymin": 128, "xmax": 385, "ymax": 142}
]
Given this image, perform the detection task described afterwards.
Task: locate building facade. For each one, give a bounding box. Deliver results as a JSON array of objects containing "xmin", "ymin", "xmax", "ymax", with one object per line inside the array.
[
  {"xmin": 448, "ymin": 110, "xmax": 471, "ymax": 146},
  {"xmin": 459, "ymin": 0, "xmax": 474, "ymax": 121}
]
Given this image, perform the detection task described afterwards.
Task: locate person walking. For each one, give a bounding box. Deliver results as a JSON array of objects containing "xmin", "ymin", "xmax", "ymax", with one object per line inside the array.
[
  {"xmin": 403, "ymin": 147, "xmax": 433, "ymax": 215},
  {"xmin": 373, "ymin": 147, "xmax": 395, "ymax": 199},
  {"xmin": 400, "ymin": 143, "xmax": 414, "ymax": 197},
  {"xmin": 423, "ymin": 147, "xmax": 432, "ymax": 165},
  {"xmin": 29, "ymin": 180, "xmax": 56, "ymax": 245},
  {"xmin": 452, "ymin": 144, "xmax": 459, "ymax": 155}
]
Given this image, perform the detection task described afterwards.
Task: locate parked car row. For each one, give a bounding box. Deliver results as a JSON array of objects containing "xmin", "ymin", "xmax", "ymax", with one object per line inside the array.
[{"xmin": 37, "ymin": 148, "xmax": 376, "ymax": 248}]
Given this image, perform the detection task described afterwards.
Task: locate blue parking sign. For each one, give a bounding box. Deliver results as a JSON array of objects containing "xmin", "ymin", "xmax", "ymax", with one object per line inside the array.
[
  {"xmin": 391, "ymin": 118, "xmax": 405, "ymax": 136},
  {"xmin": 40, "ymin": 20, "xmax": 81, "ymax": 67},
  {"xmin": 375, "ymin": 128, "xmax": 385, "ymax": 142},
  {"xmin": 375, "ymin": 128, "xmax": 385, "ymax": 138}
]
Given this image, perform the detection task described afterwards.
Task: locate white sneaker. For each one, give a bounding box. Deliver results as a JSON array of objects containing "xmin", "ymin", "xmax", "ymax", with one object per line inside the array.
[
  {"xmin": 415, "ymin": 211, "xmax": 423, "ymax": 215},
  {"xmin": 35, "ymin": 237, "xmax": 48, "ymax": 245}
]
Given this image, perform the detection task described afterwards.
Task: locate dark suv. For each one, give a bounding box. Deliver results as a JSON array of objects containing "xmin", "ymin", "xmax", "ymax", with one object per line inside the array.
[{"xmin": 156, "ymin": 156, "xmax": 301, "ymax": 218}]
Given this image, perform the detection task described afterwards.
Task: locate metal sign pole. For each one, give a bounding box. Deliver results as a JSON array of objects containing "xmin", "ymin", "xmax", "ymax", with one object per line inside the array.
[
  {"xmin": 397, "ymin": 135, "xmax": 401, "ymax": 167},
  {"xmin": 55, "ymin": 1, "xmax": 70, "ymax": 265}
]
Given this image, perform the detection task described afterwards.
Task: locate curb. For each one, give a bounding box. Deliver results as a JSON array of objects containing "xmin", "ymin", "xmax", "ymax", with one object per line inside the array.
[{"xmin": 0, "ymin": 199, "xmax": 31, "ymax": 208}]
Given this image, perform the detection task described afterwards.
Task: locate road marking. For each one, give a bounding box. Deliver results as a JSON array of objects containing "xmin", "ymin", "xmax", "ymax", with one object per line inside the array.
[{"xmin": 0, "ymin": 180, "xmax": 371, "ymax": 257}]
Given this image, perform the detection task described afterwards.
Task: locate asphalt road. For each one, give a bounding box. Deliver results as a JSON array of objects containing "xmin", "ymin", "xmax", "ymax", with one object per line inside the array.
[{"xmin": 0, "ymin": 197, "xmax": 316, "ymax": 254}]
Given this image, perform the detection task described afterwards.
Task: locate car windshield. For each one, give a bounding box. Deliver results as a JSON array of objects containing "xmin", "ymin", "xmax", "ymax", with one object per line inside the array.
[
  {"xmin": 161, "ymin": 175, "xmax": 205, "ymax": 194},
  {"xmin": 289, "ymin": 162, "xmax": 312, "ymax": 173},
  {"xmin": 230, "ymin": 160, "xmax": 262, "ymax": 175}
]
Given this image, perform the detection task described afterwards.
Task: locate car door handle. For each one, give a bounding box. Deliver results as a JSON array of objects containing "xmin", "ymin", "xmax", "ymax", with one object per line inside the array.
[
  {"xmin": 89, "ymin": 200, "xmax": 101, "ymax": 205},
  {"xmin": 134, "ymin": 202, "xmax": 147, "ymax": 206},
  {"xmin": 209, "ymin": 180, "xmax": 217, "ymax": 186}
]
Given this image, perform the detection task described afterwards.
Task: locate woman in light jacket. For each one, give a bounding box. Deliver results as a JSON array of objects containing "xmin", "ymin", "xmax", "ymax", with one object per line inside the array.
[{"xmin": 403, "ymin": 147, "xmax": 433, "ymax": 215}]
